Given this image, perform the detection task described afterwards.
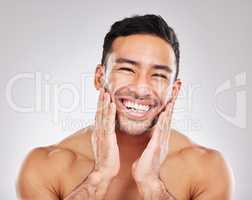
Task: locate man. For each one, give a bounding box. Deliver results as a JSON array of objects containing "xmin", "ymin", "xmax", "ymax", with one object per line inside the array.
[{"xmin": 16, "ymin": 14, "xmax": 234, "ymax": 200}]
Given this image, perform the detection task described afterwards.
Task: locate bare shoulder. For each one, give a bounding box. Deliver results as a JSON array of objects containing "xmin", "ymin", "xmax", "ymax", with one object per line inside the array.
[
  {"xmin": 172, "ymin": 129, "xmax": 233, "ymax": 173},
  {"xmin": 170, "ymin": 129, "xmax": 230, "ymax": 164},
  {"xmin": 57, "ymin": 125, "xmax": 94, "ymax": 159},
  {"xmin": 16, "ymin": 126, "xmax": 94, "ymax": 199},
  {"xmin": 171, "ymin": 129, "xmax": 234, "ymax": 197},
  {"xmin": 16, "ymin": 146, "xmax": 70, "ymax": 199},
  {"xmin": 180, "ymin": 142, "xmax": 232, "ymax": 175},
  {"xmin": 17, "ymin": 125, "xmax": 94, "ymax": 183}
]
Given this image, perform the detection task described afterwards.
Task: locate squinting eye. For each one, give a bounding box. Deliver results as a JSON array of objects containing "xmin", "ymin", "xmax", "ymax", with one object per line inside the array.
[
  {"xmin": 118, "ymin": 67, "xmax": 135, "ymax": 73},
  {"xmin": 152, "ymin": 74, "xmax": 168, "ymax": 80}
]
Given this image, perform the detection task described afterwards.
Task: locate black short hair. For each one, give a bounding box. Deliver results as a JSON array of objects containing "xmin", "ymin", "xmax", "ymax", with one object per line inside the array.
[{"xmin": 101, "ymin": 14, "xmax": 180, "ymax": 80}]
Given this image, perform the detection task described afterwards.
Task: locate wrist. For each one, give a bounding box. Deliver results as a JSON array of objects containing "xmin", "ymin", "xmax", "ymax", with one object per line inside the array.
[
  {"xmin": 136, "ymin": 177, "xmax": 175, "ymax": 200},
  {"xmin": 135, "ymin": 176, "xmax": 160, "ymax": 195},
  {"xmin": 83, "ymin": 170, "xmax": 113, "ymax": 199},
  {"xmin": 145, "ymin": 179, "xmax": 163, "ymax": 192},
  {"xmin": 87, "ymin": 170, "xmax": 113, "ymax": 186}
]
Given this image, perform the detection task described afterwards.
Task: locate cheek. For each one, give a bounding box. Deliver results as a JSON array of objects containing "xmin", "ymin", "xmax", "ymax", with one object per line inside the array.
[
  {"xmin": 114, "ymin": 73, "xmax": 134, "ymax": 85},
  {"xmin": 153, "ymin": 81, "xmax": 172, "ymax": 104},
  {"xmin": 106, "ymin": 73, "xmax": 130, "ymax": 96},
  {"xmin": 158, "ymin": 92, "xmax": 169, "ymax": 106},
  {"xmin": 163, "ymin": 86, "xmax": 173, "ymax": 104}
]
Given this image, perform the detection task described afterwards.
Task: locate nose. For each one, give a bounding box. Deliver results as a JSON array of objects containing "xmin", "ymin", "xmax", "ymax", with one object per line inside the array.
[{"xmin": 132, "ymin": 73, "xmax": 151, "ymax": 98}]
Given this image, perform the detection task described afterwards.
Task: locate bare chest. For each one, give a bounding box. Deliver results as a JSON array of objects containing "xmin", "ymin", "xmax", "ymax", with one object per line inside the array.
[
  {"xmin": 104, "ymin": 175, "xmax": 142, "ymax": 200},
  {"xmin": 61, "ymin": 160, "xmax": 192, "ymax": 200}
]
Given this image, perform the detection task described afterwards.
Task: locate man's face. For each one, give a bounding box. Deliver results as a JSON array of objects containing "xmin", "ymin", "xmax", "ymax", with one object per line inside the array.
[{"xmin": 95, "ymin": 34, "xmax": 181, "ymax": 135}]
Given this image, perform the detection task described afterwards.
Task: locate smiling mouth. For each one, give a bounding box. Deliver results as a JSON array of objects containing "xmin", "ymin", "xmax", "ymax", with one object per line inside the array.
[
  {"xmin": 122, "ymin": 100, "xmax": 151, "ymax": 112},
  {"xmin": 117, "ymin": 97, "xmax": 157, "ymax": 119}
]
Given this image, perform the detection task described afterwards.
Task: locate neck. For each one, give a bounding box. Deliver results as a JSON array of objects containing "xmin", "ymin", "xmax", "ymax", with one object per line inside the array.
[{"xmin": 115, "ymin": 128, "xmax": 151, "ymax": 162}]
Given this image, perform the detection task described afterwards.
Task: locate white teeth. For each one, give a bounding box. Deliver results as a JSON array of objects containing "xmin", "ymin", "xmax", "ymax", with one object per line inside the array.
[{"xmin": 123, "ymin": 100, "xmax": 150, "ymax": 112}]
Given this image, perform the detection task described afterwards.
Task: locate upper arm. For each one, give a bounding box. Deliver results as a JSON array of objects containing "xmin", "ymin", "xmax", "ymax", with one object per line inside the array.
[
  {"xmin": 192, "ymin": 150, "xmax": 234, "ymax": 200},
  {"xmin": 16, "ymin": 148, "xmax": 59, "ymax": 200}
]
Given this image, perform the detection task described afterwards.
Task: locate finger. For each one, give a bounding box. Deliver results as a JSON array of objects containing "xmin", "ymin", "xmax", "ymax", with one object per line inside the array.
[
  {"xmin": 95, "ymin": 88, "xmax": 105, "ymax": 128},
  {"xmin": 162, "ymin": 101, "xmax": 172, "ymax": 129},
  {"xmin": 147, "ymin": 101, "xmax": 174, "ymax": 154},
  {"xmin": 165, "ymin": 100, "xmax": 175, "ymax": 130},
  {"xmin": 143, "ymin": 102, "xmax": 174, "ymax": 167},
  {"xmin": 161, "ymin": 102, "xmax": 172, "ymax": 126},
  {"xmin": 91, "ymin": 130, "xmax": 98, "ymax": 160},
  {"xmin": 100, "ymin": 92, "xmax": 108, "ymax": 139},
  {"xmin": 103, "ymin": 92, "xmax": 110, "ymax": 118},
  {"xmin": 102, "ymin": 92, "xmax": 111, "ymax": 131},
  {"xmin": 161, "ymin": 101, "xmax": 174, "ymax": 147},
  {"xmin": 156, "ymin": 105, "xmax": 172, "ymax": 163},
  {"xmin": 107, "ymin": 102, "xmax": 116, "ymax": 136},
  {"xmin": 150, "ymin": 111, "xmax": 166, "ymax": 146},
  {"xmin": 98, "ymin": 88, "xmax": 105, "ymax": 110}
]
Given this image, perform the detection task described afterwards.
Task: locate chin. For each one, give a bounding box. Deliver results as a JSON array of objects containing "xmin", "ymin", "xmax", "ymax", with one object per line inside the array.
[{"xmin": 116, "ymin": 114, "xmax": 155, "ymax": 136}]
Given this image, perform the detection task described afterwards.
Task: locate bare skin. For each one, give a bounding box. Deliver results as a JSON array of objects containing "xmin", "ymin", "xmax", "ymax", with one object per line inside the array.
[
  {"xmin": 16, "ymin": 34, "xmax": 234, "ymax": 200},
  {"xmin": 16, "ymin": 126, "xmax": 233, "ymax": 200}
]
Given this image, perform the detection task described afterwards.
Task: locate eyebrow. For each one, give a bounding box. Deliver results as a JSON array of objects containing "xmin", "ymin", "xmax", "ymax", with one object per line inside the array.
[{"xmin": 115, "ymin": 57, "xmax": 173, "ymax": 73}]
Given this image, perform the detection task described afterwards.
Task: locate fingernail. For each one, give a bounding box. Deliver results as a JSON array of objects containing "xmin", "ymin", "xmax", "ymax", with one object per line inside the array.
[
  {"xmin": 111, "ymin": 102, "xmax": 116, "ymax": 112},
  {"xmin": 106, "ymin": 92, "xmax": 111, "ymax": 102},
  {"xmin": 104, "ymin": 92, "xmax": 108, "ymax": 100},
  {"xmin": 99, "ymin": 88, "xmax": 104, "ymax": 95}
]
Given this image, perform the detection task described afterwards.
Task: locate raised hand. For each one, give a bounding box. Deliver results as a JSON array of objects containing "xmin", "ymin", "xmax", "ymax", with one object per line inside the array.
[
  {"xmin": 132, "ymin": 100, "xmax": 176, "ymax": 199},
  {"xmin": 91, "ymin": 88, "xmax": 120, "ymax": 182},
  {"xmin": 63, "ymin": 89, "xmax": 120, "ymax": 200}
]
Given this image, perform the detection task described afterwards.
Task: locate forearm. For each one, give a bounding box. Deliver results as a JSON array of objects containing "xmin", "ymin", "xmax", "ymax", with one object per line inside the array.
[
  {"xmin": 64, "ymin": 171, "xmax": 111, "ymax": 200},
  {"xmin": 138, "ymin": 178, "xmax": 176, "ymax": 200}
]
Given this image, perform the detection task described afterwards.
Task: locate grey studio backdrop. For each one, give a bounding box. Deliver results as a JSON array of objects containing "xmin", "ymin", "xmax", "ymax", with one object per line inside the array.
[{"xmin": 0, "ymin": 0, "xmax": 251, "ymax": 199}]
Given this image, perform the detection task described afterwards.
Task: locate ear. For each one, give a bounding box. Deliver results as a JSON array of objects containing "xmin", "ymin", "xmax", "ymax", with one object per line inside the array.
[
  {"xmin": 171, "ymin": 79, "xmax": 182, "ymax": 103},
  {"xmin": 94, "ymin": 64, "xmax": 105, "ymax": 90}
]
